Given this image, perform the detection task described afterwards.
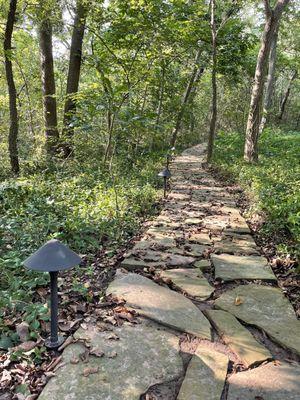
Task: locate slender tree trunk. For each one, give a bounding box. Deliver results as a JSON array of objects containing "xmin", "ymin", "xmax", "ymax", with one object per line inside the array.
[
  {"xmin": 207, "ymin": 0, "xmax": 217, "ymax": 163},
  {"xmin": 244, "ymin": 0, "xmax": 290, "ymax": 163},
  {"xmin": 4, "ymin": 0, "xmax": 19, "ymax": 175},
  {"xmin": 259, "ymin": 24, "xmax": 279, "ymax": 133},
  {"xmin": 39, "ymin": 18, "xmax": 59, "ymax": 155},
  {"xmin": 278, "ymin": 70, "xmax": 297, "ymax": 120},
  {"xmin": 170, "ymin": 48, "xmax": 203, "ymax": 147},
  {"xmin": 15, "ymin": 59, "xmax": 35, "ymax": 140},
  {"xmin": 62, "ymin": 0, "xmax": 87, "ymax": 157},
  {"xmin": 155, "ymin": 61, "xmax": 165, "ymax": 128}
]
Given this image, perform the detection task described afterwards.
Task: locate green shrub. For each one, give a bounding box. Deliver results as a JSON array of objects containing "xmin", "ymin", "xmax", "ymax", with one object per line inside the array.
[{"xmin": 213, "ymin": 129, "xmax": 300, "ymax": 257}]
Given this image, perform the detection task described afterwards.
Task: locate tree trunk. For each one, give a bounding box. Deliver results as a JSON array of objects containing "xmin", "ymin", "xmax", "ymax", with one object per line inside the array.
[
  {"xmin": 207, "ymin": 0, "xmax": 217, "ymax": 163},
  {"xmin": 244, "ymin": 0, "xmax": 290, "ymax": 163},
  {"xmin": 278, "ymin": 70, "xmax": 297, "ymax": 120},
  {"xmin": 4, "ymin": 0, "xmax": 20, "ymax": 175},
  {"xmin": 170, "ymin": 48, "xmax": 203, "ymax": 147},
  {"xmin": 62, "ymin": 0, "xmax": 87, "ymax": 157},
  {"xmin": 259, "ymin": 24, "xmax": 279, "ymax": 133},
  {"xmin": 39, "ymin": 18, "xmax": 59, "ymax": 155},
  {"xmin": 155, "ymin": 61, "xmax": 165, "ymax": 128}
]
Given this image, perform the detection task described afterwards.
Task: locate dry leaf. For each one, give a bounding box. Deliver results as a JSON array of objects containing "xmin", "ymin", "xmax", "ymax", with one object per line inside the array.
[
  {"xmin": 82, "ymin": 366, "xmax": 99, "ymax": 377},
  {"xmin": 89, "ymin": 347, "xmax": 104, "ymax": 357},
  {"xmin": 234, "ymin": 296, "xmax": 244, "ymax": 306},
  {"xmin": 44, "ymin": 371, "xmax": 56, "ymax": 378},
  {"xmin": 106, "ymin": 333, "xmax": 119, "ymax": 340},
  {"xmin": 70, "ymin": 357, "xmax": 79, "ymax": 364},
  {"xmin": 16, "ymin": 322, "xmax": 29, "ymax": 342},
  {"xmin": 14, "ymin": 341, "xmax": 36, "ymax": 352},
  {"xmin": 46, "ymin": 356, "xmax": 62, "ymax": 372},
  {"xmin": 58, "ymin": 335, "xmax": 74, "ymax": 351},
  {"xmin": 79, "ymin": 349, "xmax": 90, "ymax": 363},
  {"xmin": 107, "ymin": 351, "xmax": 117, "ymax": 358}
]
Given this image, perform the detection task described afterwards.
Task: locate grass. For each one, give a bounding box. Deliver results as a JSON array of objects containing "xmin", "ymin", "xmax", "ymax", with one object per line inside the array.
[
  {"xmin": 0, "ymin": 149, "xmax": 166, "ymax": 347},
  {"xmin": 213, "ymin": 128, "xmax": 300, "ymax": 258}
]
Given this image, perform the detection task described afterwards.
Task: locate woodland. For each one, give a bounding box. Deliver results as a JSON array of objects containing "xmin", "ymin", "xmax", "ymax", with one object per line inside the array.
[{"xmin": 0, "ymin": 0, "xmax": 299, "ymax": 396}]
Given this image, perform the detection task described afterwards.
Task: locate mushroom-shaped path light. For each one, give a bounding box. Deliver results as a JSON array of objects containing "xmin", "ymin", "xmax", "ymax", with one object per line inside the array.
[
  {"xmin": 158, "ymin": 167, "xmax": 171, "ymax": 198},
  {"xmin": 23, "ymin": 239, "xmax": 81, "ymax": 349}
]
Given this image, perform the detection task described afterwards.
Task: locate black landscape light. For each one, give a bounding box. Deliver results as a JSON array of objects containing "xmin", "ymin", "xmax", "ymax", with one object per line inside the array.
[
  {"xmin": 158, "ymin": 155, "xmax": 171, "ymax": 198},
  {"xmin": 23, "ymin": 239, "xmax": 81, "ymax": 349}
]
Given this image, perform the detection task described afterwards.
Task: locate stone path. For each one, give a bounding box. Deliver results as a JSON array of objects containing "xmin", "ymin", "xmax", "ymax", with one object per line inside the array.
[{"xmin": 39, "ymin": 144, "xmax": 300, "ymax": 400}]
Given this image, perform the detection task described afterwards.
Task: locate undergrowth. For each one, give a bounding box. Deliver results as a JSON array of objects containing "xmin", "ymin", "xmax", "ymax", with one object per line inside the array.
[
  {"xmin": 213, "ymin": 128, "xmax": 300, "ymax": 258},
  {"xmin": 0, "ymin": 149, "xmax": 166, "ymax": 348}
]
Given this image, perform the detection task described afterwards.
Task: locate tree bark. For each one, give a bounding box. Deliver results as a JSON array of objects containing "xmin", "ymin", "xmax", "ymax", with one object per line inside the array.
[
  {"xmin": 155, "ymin": 61, "xmax": 165, "ymax": 128},
  {"xmin": 170, "ymin": 48, "xmax": 203, "ymax": 147},
  {"xmin": 39, "ymin": 18, "xmax": 59, "ymax": 155},
  {"xmin": 259, "ymin": 24, "xmax": 279, "ymax": 133},
  {"xmin": 62, "ymin": 0, "xmax": 87, "ymax": 157},
  {"xmin": 4, "ymin": 0, "xmax": 20, "ymax": 175},
  {"xmin": 206, "ymin": 0, "xmax": 217, "ymax": 163},
  {"xmin": 278, "ymin": 70, "xmax": 297, "ymax": 120},
  {"xmin": 244, "ymin": 0, "xmax": 290, "ymax": 163}
]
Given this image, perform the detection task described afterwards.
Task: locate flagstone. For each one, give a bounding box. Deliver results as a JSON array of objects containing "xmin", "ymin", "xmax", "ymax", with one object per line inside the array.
[
  {"xmin": 228, "ymin": 362, "xmax": 300, "ymax": 400},
  {"xmin": 183, "ymin": 243, "xmax": 208, "ymax": 257},
  {"xmin": 39, "ymin": 322, "xmax": 183, "ymax": 400},
  {"xmin": 214, "ymin": 240, "xmax": 260, "ymax": 255},
  {"xmin": 206, "ymin": 310, "xmax": 272, "ymax": 367},
  {"xmin": 185, "ymin": 218, "xmax": 203, "ymax": 225},
  {"xmin": 169, "ymin": 192, "xmax": 190, "ymax": 201},
  {"xmin": 134, "ymin": 237, "xmax": 177, "ymax": 250},
  {"xmin": 195, "ymin": 259, "xmax": 211, "ymax": 272},
  {"xmin": 165, "ymin": 253, "xmax": 196, "ymax": 267},
  {"xmin": 188, "ymin": 232, "xmax": 212, "ymax": 245},
  {"xmin": 121, "ymin": 257, "xmax": 160, "ymax": 270},
  {"xmin": 159, "ymin": 268, "xmax": 214, "ymax": 300},
  {"xmin": 107, "ymin": 271, "xmax": 211, "ymax": 339},
  {"xmin": 212, "ymin": 254, "xmax": 277, "ymax": 282},
  {"xmin": 225, "ymin": 225, "xmax": 251, "ymax": 234},
  {"xmin": 177, "ymin": 346, "xmax": 228, "ymax": 400},
  {"xmin": 215, "ymin": 284, "xmax": 300, "ymax": 355}
]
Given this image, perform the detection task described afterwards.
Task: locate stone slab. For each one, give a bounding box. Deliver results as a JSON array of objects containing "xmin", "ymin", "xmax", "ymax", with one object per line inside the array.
[
  {"xmin": 228, "ymin": 362, "xmax": 300, "ymax": 400},
  {"xmin": 165, "ymin": 254, "xmax": 196, "ymax": 267},
  {"xmin": 107, "ymin": 271, "xmax": 211, "ymax": 339},
  {"xmin": 177, "ymin": 346, "xmax": 228, "ymax": 400},
  {"xmin": 159, "ymin": 268, "xmax": 214, "ymax": 300},
  {"xmin": 206, "ymin": 310, "xmax": 272, "ymax": 367},
  {"xmin": 214, "ymin": 240, "xmax": 260, "ymax": 255},
  {"xmin": 183, "ymin": 243, "xmax": 208, "ymax": 257},
  {"xmin": 195, "ymin": 259, "xmax": 211, "ymax": 272},
  {"xmin": 188, "ymin": 232, "xmax": 212, "ymax": 245},
  {"xmin": 215, "ymin": 284, "xmax": 300, "ymax": 356},
  {"xmin": 121, "ymin": 257, "xmax": 161, "ymax": 270},
  {"xmin": 212, "ymin": 254, "xmax": 277, "ymax": 282},
  {"xmin": 185, "ymin": 218, "xmax": 202, "ymax": 225},
  {"xmin": 39, "ymin": 322, "xmax": 183, "ymax": 400}
]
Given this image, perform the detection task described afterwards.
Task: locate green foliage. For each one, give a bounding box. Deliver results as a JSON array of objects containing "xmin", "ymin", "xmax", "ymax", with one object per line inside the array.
[
  {"xmin": 213, "ymin": 129, "xmax": 300, "ymax": 257},
  {"xmin": 0, "ymin": 150, "xmax": 164, "ymax": 336}
]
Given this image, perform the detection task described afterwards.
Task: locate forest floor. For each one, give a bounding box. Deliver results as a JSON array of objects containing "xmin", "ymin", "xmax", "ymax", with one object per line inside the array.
[{"xmin": 31, "ymin": 143, "xmax": 300, "ymax": 400}]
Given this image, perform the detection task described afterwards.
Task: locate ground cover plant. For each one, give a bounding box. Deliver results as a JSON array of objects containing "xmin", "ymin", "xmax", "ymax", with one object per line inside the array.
[{"xmin": 213, "ymin": 129, "xmax": 300, "ymax": 258}]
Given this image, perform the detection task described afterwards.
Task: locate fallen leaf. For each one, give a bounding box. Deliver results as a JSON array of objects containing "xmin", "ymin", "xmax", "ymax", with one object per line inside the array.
[
  {"xmin": 106, "ymin": 333, "xmax": 119, "ymax": 340},
  {"xmin": 79, "ymin": 349, "xmax": 90, "ymax": 363},
  {"xmin": 46, "ymin": 356, "xmax": 63, "ymax": 372},
  {"xmin": 234, "ymin": 296, "xmax": 244, "ymax": 306},
  {"xmin": 70, "ymin": 357, "xmax": 79, "ymax": 364},
  {"xmin": 107, "ymin": 351, "xmax": 117, "ymax": 358},
  {"xmin": 89, "ymin": 347, "xmax": 104, "ymax": 357},
  {"xmin": 14, "ymin": 341, "xmax": 36, "ymax": 352},
  {"xmin": 44, "ymin": 371, "xmax": 56, "ymax": 378},
  {"xmin": 82, "ymin": 367, "xmax": 99, "ymax": 377},
  {"xmin": 58, "ymin": 335, "xmax": 74, "ymax": 351},
  {"xmin": 16, "ymin": 322, "xmax": 29, "ymax": 343}
]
